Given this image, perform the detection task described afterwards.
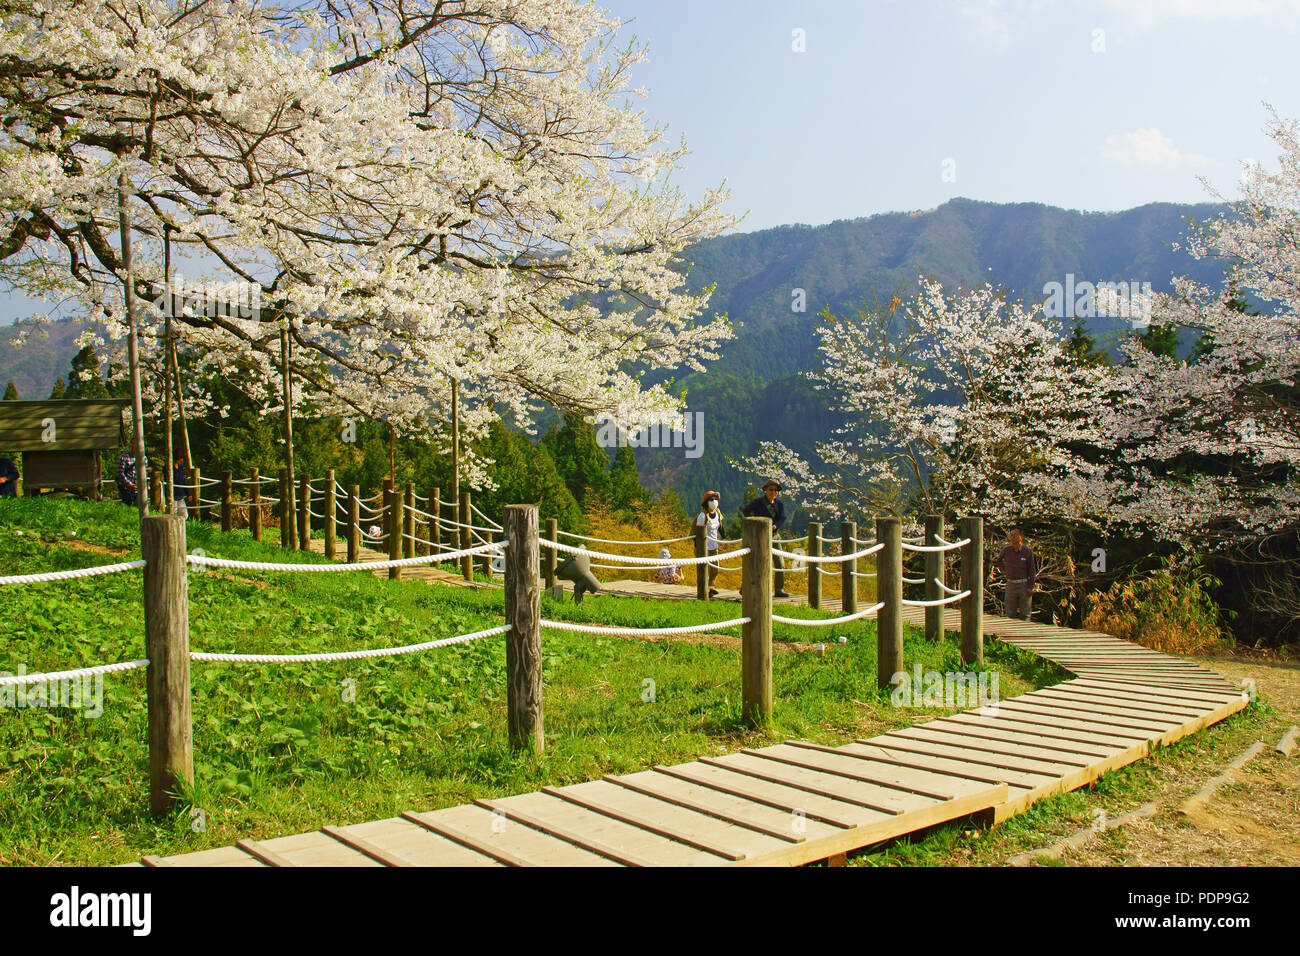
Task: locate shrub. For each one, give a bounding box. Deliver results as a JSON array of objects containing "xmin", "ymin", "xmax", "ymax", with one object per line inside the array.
[{"xmin": 1084, "ymin": 558, "xmax": 1229, "ymax": 655}]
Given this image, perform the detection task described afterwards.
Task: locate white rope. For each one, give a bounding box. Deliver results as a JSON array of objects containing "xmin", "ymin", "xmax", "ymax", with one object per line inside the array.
[
  {"xmin": 850, "ymin": 570, "xmax": 876, "ymax": 577},
  {"xmin": 231, "ymin": 476, "xmax": 275, "ymax": 485},
  {"xmin": 191, "ymin": 624, "xmax": 510, "ymax": 664},
  {"xmin": 851, "ymin": 536, "xmax": 877, "ymax": 546},
  {"xmin": 186, "ymin": 540, "xmax": 504, "ymax": 573},
  {"xmin": 0, "ymin": 658, "xmax": 150, "ymax": 686},
  {"xmin": 772, "ymin": 603, "xmax": 884, "ymax": 626},
  {"xmin": 540, "ymin": 617, "xmax": 749, "ymax": 636},
  {"xmin": 902, "ymin": 576, "xmax": 925, "ymax": 585},
  {"xmin": 772, "ymin": 542, "xmax": 881, "ymax": 563},
  {"xmin": 902, "ymin": 590, "xmax": 971, "ymax": 607},
  {"xmin": 934, "ymin": 577, "xmax": 964, "ymax": 595},
  {"xmin": 902, "ymin": 537, "xmax": 970, "ymax": 553},
  {"xmin": 542, "ymin": 538, "xmax": 750, "ymax": 567},
  {"xmin": 470, "ymin": 503, "xmax": 503, "ymax": 530},
  {"xmin": 555, "ymin": 529, "xmax": 694, "ymax": 546},
  {"xmin": 1, "ymin": 560, "xmax": 146, "ymax": 586}
]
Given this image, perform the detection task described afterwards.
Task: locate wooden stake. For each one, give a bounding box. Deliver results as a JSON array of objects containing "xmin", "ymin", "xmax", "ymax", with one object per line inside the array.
[
  {"xmin": 742, "ymin": 516, "xmax": 773, "ymax": 727},
  {"xmin": 324, "ymin": 469, "xmax": 336, "ymax": 560},
  {"xmin": 807, "ymin": 521, "xmax": 821, "ymax": 609},
  {"xmin": 190, "ymin": 465, "xmax": 201, "ymax": 522},
  {"xmin": 961, "ymin": 516, "xmax": 985, "ymax": 666},
  {"xmin": 545, "ymin": 517, "xmax": 558, "ymax": 591},
  {"xmin": 404, "ymin": 483, "xmax": 415, "ymax": 559},
  {"xmin": 460, "ymin": 490, "xmax": 473, "ymax": 582},
  {"xmin": 876, "ymin": 516, "xmax": 903, "ymax": 690},
  {"xmin": 924, "ymin": 513, "xmax": 944, "ymax": 642},
  {"xmin": 504, "ymin": 504, "xmax": 543, "ymax": 753},
  {"xmin": 279, "ymin": 467, "xmax": 289, "ymax": 549},
  {"xmin": 249, "ymin": 467, "xmax": 262, "ymax": 541},
  {"xmin": 298, "ymin": 473, "xmax": 310, "ymax": 550},
  {"xmin": 142, "ymin": 514, "xmax": 191, "ymax": 816},
  {"xmin": 430, "ymin": 486, "xmax": 441, "ymax": 554},
  {"xmin": 386, "ymin": 485, "xmax": 402, "ymax": 581},
  {"xmin": 347, "ymin": 484, "xmax": 360, "ymax": 564},
  {"xmin": 694, "ymin": 523, "xmax": 708, "ymax": 601},
  {"xmin": 840, "ymin": 521, "xmax": 857, "ymax": 615},
  {"xmin": 220, "ymin": 471, "xmax": 232, "ymax": 532}
]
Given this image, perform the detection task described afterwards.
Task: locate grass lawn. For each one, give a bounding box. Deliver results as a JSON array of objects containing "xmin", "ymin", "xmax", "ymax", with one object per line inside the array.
[{"xmin": 1, "ymin": 497, "xmax": 1050, "ymax": 866}]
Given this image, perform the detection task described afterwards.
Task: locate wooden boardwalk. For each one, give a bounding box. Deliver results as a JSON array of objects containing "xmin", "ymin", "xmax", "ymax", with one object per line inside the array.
[{"xmin": 135, "ymin": 603, "xmax": 1246, "ymax": 867}]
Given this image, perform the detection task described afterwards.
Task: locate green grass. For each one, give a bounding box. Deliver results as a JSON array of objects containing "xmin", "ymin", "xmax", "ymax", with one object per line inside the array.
[{"xmin": 0, "ymin": 498, "xmax": 1049, "ymax": 866}]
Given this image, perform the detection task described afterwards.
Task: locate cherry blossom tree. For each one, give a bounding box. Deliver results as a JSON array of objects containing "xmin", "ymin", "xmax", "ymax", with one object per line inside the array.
[{"xmin": 0, "ymin": 0, "xmax": 735, "ymax": 467}]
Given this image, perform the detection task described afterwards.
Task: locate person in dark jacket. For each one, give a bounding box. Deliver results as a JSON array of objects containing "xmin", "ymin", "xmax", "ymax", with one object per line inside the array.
[
  {"xmin": 116, "ymin": 450, "xmax": 137, "ymax": 506},
  {"xmin": 0, "ymin": 456, "xmax": 18, "ymax": 497},
  {"xmin": 743, "ymin": 480, "xmax": 789, "ymax": 598}
]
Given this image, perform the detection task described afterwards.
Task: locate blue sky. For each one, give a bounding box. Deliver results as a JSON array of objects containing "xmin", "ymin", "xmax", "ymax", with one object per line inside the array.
[{"xmin": 613, "ymin": 0, "xmax": 1300, "ymax": 230}]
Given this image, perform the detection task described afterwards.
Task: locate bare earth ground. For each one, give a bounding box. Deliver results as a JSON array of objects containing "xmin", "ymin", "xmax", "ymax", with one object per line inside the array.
[{"xmin": 912, "ymin": 655, "xmax": 1300, "ymax": 867}]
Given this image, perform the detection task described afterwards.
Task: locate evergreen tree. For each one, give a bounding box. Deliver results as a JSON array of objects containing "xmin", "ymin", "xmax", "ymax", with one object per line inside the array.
[
  {"xmin": 1066, "ymin": 318, "xmax": 1111, "ymax": 367},
  {"xmin": 606, "ymin": 445, "xmax": 647, "ymax": 513},
  {"xmin": 63, "ymin": 345, "xmax": 108, "ymax": 399},
  {"xmin": 2, "ymin": 381, "xmax": 16, "ymax": 401},
  {"xmin": 539, "ymin": 411, "xmax": 609, "ymax": 505},
  {"xmin": 49, "ymin": 377, "xmax": 66, "ymax": 399},
  {"xmin": 1137, "ymin": 323, "xmax": 1180, "ymax": 359}
]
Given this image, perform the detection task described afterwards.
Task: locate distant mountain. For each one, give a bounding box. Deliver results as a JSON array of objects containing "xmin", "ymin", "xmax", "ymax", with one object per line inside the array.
[
  {"xmin": 636, "ymin": 197, "xmax": 1232, "ymax": 517},
  {"xmin": 0, "ymin": 317, "xmax": 91, "ymax": 400}
]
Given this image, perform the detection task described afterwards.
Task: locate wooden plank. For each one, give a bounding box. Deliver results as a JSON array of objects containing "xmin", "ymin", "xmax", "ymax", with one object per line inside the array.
[
  {"xmin": 992, "ymin": 699, "xmax": 1179, "ymax": 734},
  {"xmin": 603, "ymin": 772, "xmax": 810, "ymax": 843},
  {"xmin": 943, "ymin": 711, "xmax": 1153, "ymax": 748},
  {"xmin": 254, "ymin": 830, "xmax": 386, "ymax": 866},
  {"xmin": 699, "ymin": 755, "xmax": 917, "ymax": 815},
  {"xmin": 141, "ymin": 855, "xmax": 172, "ymax": 867},
  {"xmin": 1036, "ymin": 685, "xmax": 1209, "ymax": 717},
  {"xmin": 885, "ymin": 723, "xmax": 1109, "ymax": 763},
  {"xmin": 474, "ymin": 797, "xmax": 661, "ymax": 866},
  {"xmin": 861, "ymin": 732, "xmax": 1090, "ymax": 776},
  {"xmin": 235, "ymin": 838, "xmax": 296, "ymax": 867},
  {"xmin": 320, "ymin": 824, "xmax": 415, "ymax": 866},
  {"xmin": 743, "ymin": 745, "xmax": 965, "ymax": 802},
  {"xmin": 787, "ymin": 738, "xmax": 1056, "ymax": 788},
  {"xmin": 540, "ymin": 783, "xmax": 753, "ymax": 861},
  {"xmin": 401, "ymin": 810, "xmax": 535, "ymax": 867},
  {"xmin": 1019, "ymin": 688, "xmax": 1204, "ymax": 722},
  {"xmin": 650, "ymin": 764, "xmax": 863, "ymax": 829},
  {"xmin": 1063, "ymin": 677, "xmax": 1241, "ymax": 706},
  {"xmin": 344, "ymin": 816, "xmax": 504, "ymax": 867}
]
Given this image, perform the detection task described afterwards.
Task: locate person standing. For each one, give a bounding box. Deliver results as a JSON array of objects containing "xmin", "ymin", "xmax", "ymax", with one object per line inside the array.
[
  {"xmin": 695, "ymin": 491, "xmax": 723, "ymax": 598},
  {"xmin": 116, "ymin": 449, "xmax": 137, "ymax": 506},
  {"xmin": 0, "ymin": 455, "xmax": 18, "ymax": 497},
  {"xmin": 997, "ymin": 527, "xmax": 1036, "ymax": 620},
  {"xmin": 0, "ymin": 457, "xmax": 18, "ymax": 502},
  {"xmin": 744, "ymin": 480, "xmax": 789, "ymax": 598}
]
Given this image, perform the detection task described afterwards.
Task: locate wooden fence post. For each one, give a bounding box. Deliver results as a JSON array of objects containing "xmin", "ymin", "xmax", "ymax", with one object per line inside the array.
[
  {"xmin": 386, "ymin": 485, "xmax": 402, "ymax": 581},
  {"xmin": 840, "ymin": 521, "xmax": 857, "ymax": 615},
  {"xmin": 961, "ymin": 516, "xmax": 984, "ymax": 666},
  {"xmin": 324, "ymin": 469, "xmax": 336, "ymax": 560},
  {"xmin": 741, "ymin": 516, "xmax": 773, "ymax": 727},
  {"xmin": 220, "ymin": 471, "xmax": 232, "ymax": 533},
  {"xmin": 283, "ymin": 466, "xmax": 297, "ymax": 550},
  {"xmin": 403, "ymin": 483, "xmax": 416, "ymax": 559},
  {"xmin": 347, "ymin": 484, "xmax": 360, "ymax": 564},
  {"xmin": 298, "ymin": 474, "xmax": 311, "ymax": 550},
  {"xmin": 278, "ymin": 467, "xmax": 289, "ymax": 548},
  {"xmin": 545, "ymin": 517, "xmax": 558, "ymax": 591},
  {"xmin": 807, "ymin": 521, "xmax": 822, "ymax": 609},
  {"xmin": 876, "ymin": 516, "xmax": 903, "ymax": 690},
  {"xmin": 924, "ymin": 514, "xmax": 944, "ymax": 642},
  {"xmin": 142, "ymin": 514, "xmax": 192, "ymax": 816},
  {"xmin": 429, "ymin": 486, "xmax": 441, "ymax": 554},
  {"xmin": 191, "ymin": 466, "xmax": 202, "ymax": 522},
  {"xmin": 504, "ymin": 504, "xmax": 543, "ymax": 753},
  {"xmin": 150, "ymin": 471, "xmax": 163, "ymax": 513},
  {"xmin": 459, "ymin": 490, "xmax": 473, "ymax": 582},
  {"xmin": 249, "ymin": 467, "xmax": 262, "ymax": 541},
  {"xmin": 694, "ymin": 523, "xmax": 707, "ymax": 601}
]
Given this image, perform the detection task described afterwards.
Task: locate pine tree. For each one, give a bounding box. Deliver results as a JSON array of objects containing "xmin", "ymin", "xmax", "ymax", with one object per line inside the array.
[
  {"xmin": 64, "ymin": 345, "xmax": 108, "ymax": 399},
  {"xmin": 539, "ymin": 412, "xmax": 609, "ymax": 505},
  {"xmin": 606, "ymin": 445, "xmax": 647, "ymax": 513},
  {"xmin": 2, "ymin": 381, "xmax": 16, "ymax": 401},
  {"xmin": 49, "ymin": 377, "xmax": 66, "ymax": 399}
]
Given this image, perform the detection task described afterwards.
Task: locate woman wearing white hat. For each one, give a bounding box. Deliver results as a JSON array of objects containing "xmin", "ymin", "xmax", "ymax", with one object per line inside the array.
[{"xmin": 695, "ymin": 490, "xmax": 722, "ymax": 597}]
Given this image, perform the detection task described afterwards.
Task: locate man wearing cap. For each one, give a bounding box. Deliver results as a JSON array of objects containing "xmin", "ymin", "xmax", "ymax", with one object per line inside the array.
[
  {"xmin": 744, "ymin": 480, "xmax": 789, "ymax": 598},
  {"xmin": 997, "ymin": 527, "xmax": 1036, "ymax": 620}
]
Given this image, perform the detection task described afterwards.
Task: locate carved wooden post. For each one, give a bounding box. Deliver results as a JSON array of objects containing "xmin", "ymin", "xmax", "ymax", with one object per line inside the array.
[
  {"xmin": 220, "ymin": 471, "xmax": 233, "ymax": 533},
  {"xmin": 249, "ymin": 467, "xmax": 262, "ymax": 542},
  {"xmin": 545, "ymin": 517, "xmax": 558, "ymax": 591},
  {"xmin": 504, "ymin": 504, "xmax": 543, "ymax": 753},
  {"xmin": 694, "ymin": 523, "xmax": 708, "ymax": 601},
  {"xmin": 741, "ymin": 516, "xmax": 773, "ymax": 727},
  {"xmin": 840, "ymin": 521, "xmax": 857, "ymax": 615},
  {"xmin": 876, "ymin": 516, "xmax": 903, "ymax": 690},
  {"xmin": 459, "ymin": 490, "xmax": 473, "ymax": 582},
  {"xmin": 924, "ymin": 513, "xmax": 944, "ymax": 642},
  {"xmin": 403, "ymin": 483, "xmax": 416, "ymax": 559},
  {"xmin": 807, "ymin": 521, "xmax": 821, "ymax": 609},
  {"xmin": 386, "ymin": 485, "xmax": 402, "ymax": 581},
  {"xmin": 324, "ymin": 469, "xmax": 336, "ymax": 560},
  {"xmin": 142, "ymin": 514, "xmax": 192, "ymax": 816},
  {"xmin": 298, "ymin": 474, "xmax": 311, "ymax": 550},
  {"xmin": 961, "ymin": 516, "xmax": 984, "ymax": 666},
  {"xmin": 347, "ymin": 484, "xmax": 360, "ymax": 564}
]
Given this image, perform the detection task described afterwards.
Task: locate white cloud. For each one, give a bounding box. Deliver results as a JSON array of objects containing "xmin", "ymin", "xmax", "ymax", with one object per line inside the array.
[
  {"xmin": 1099, "ymin": 128, "xmax": 1218, "ymax": 168},
  {"xmin": 957, "ymin": 0, "xmax": 1055, "ymax": 51},
  {"xmin": 1096, "ymin": 0, "xmax": 1300, "ymax": 32}
]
